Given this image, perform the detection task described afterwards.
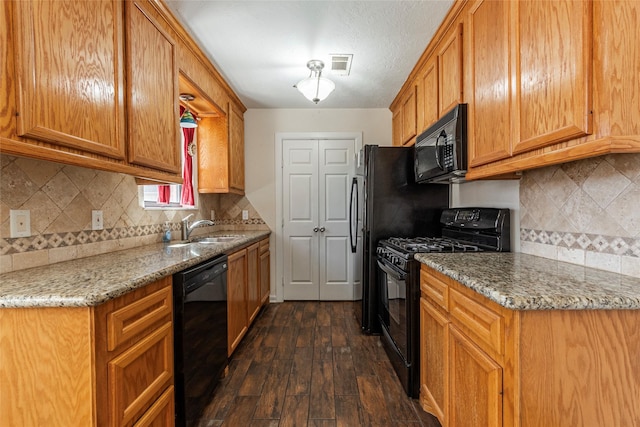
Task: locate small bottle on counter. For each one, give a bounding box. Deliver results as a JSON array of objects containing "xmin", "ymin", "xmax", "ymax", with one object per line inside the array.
[{"xmin": 162, "ymin": 221, "xmax": 172, "ymax": 243}]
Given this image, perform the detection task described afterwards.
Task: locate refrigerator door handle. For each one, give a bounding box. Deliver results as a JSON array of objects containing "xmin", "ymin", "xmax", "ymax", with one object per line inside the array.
[{"xmin": 349, "ymin": 177, "xmax": 358, "ymax": 253}]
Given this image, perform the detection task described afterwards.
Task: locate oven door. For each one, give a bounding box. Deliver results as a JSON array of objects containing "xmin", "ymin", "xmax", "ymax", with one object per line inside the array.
[{"xmin": 377, "ymin": 257, "xmax": 409, "ymax": 360}]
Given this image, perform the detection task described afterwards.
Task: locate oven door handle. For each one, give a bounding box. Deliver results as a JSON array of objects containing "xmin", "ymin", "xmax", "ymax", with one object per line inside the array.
[{"xmin": 377, "ymin": 258, "xmax": 406, "ymax": 281}]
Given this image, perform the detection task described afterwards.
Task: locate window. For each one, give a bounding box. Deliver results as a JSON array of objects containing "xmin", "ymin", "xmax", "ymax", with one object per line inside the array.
[{"xmin": 140, "ymin": 130, "xmax": 198, "ymax": 209}]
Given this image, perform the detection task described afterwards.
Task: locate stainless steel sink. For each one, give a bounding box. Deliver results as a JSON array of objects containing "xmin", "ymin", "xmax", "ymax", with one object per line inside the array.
[
  {"xmin": 167, "ymin": 242, "xmax": 191, "ymax": 248},
  {"xmin": 192, "ymin": 235, "xmax": 244, "ymax": 244},
  {"xmin": 167, "ymin": 235, "xmax": 244, "ymax": 248}
]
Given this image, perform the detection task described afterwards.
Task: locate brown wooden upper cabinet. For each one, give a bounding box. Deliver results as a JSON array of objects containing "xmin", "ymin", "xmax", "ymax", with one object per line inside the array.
[
  {"xmin": 392, "ymin": 86, "xmax": 417, "ymax": 146},
  {"xmin": 3, "ymin": 0, "xmax": 248, "ymax": 185},
  {"xmin": 125, "ymin": 0, "xmax": 181, "ymax": 175},
  {"xmin": 396, "ymin": 0, "xmax": 640, "ymax": 180},
  {"xmin": 467, "ymin": 0, "xmax": 591, "ymax": 168},
  {"xmin": 197, "ymin": 102, "xmax": 245, "ymax": 195},
  {"xmin": 466, "ymin": 0, "xmax": 511, "ymax": 168},
  {"xmin": 437, "ymin": 22, "xmax": 464, "ymax": 119},
  {"xmin": 4, "ymin": 0, "xmax": 182, "ymax": 182},
  {"xmin": 11, "ymin": 0, "xmax": 127, "ymax": 160},
  {"xmin": 228, "ymin": 104, "xmax": 246, "ymax": 193},
  {"xmin": 401, "ymin": 17, "xmax": 463, "ymax": 144},
  {"xmin": 511, "ymin": 0, "xmax": 593, "ymax": 155},
  {"xmin": 417, "ymin": 56, "xmax": 439, "ymax": 133}
]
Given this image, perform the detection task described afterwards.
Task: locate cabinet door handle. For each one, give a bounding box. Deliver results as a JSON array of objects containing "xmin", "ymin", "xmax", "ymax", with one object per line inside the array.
[
  {"xmin": 319, "ymin": 227, "xmax": 325, "ymax": 232},
  {"xmin": 313, "ymin": 227, "xmax": 319, "ymax": 232}
]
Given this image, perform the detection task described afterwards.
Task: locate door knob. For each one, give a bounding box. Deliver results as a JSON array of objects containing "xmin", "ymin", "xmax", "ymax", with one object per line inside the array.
[
  {"xmin": 313, "ymin": 227, "xmax": 319, "ymax": 232},
  {"xmin": 319, "ymin": 227, "xmax": 326, "ymax": 232}
]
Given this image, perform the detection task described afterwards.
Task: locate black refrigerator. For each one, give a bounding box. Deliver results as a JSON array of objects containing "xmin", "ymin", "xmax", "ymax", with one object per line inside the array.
[{"xmin": 351, "ymin": 145, "xmax": 449, "ymax": 334}]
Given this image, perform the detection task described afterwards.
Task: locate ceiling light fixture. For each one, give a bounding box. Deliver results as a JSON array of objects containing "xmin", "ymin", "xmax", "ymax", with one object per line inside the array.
[
  {"xmin": 294, "ymin": 60, "xmax": 335, "ymax": 104},
  {"xmin": 179, "ymin": 94, "xmax": 198, "ymax": 128}
]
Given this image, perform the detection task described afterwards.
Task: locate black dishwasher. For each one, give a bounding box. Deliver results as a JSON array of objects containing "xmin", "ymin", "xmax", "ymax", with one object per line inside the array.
[{"xmin": 173, "ymin": 254, "xmax": 228, "ymax": 427}]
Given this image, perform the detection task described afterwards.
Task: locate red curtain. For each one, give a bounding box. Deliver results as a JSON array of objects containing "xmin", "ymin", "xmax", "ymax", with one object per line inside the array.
[
  {"xmin": 157, "ymin": 185, "xmax": 171, "ymax": 203},
  {"xmin": 180, "ymin": 105, "xmax": 195, "ymax": 206},
  {"xmin": 157, "ymin": 106, "xmax": 196, "ymax": 205}
]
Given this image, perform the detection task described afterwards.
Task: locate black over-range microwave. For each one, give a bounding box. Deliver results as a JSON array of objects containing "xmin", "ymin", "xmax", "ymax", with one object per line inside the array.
[{"xmin": 414, "ymin": 103, "xmax": 468, "ymax": 184}]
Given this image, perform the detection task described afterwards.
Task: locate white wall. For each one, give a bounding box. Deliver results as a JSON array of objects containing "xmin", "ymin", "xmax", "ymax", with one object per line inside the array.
[
  {"xmin": 450, "ymin": 180, "xmax": 521, "ymax": 252},
  {"xmin": 243, "ymin": 108, "xmax": 392, "ymax": 230}
]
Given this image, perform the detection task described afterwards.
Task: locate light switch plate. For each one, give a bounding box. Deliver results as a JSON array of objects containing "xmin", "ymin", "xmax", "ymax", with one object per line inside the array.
[
  {"xmin": 242, "ymin": 210, "xmax": 249, "ymax": 220},
  {"xmin": 10, "ymin": 210, "xmax": 31, "ymax": 238},
  {"xmin": 92, "ymin": 210, "xmax": 104, "ymax": 230}
]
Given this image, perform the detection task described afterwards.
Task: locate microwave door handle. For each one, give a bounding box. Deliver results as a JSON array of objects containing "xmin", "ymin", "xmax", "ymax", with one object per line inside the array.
[
  {"xmin": 436, "ymin": 134, "xmax": 442, "ymax": 169},
  {"xmin": 435, "ymin": 131, "xmax": 446, "ymax": 170}
]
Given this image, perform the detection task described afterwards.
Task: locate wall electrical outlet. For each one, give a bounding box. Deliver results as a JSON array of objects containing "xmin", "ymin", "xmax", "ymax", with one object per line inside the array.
[
  {"xmin": 10, "ymin": 210, "xmax": 31, "ymax": 238},
  {"xmin": 210, "ymin": 210, "xmax": 215, "ymax": 220},
  {"xmin": 242, "ymin": 210, "xmax": 249, "ymax": 220},
  {"xmin": 92, "ymin": 210, "xmax": 104, "ymax": 230}
]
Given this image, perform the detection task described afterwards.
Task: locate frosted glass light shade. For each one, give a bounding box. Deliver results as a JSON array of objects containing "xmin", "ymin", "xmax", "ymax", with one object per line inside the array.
[
  {"xmin": 180, "ymin": 109, "xmax": 198, "ymax": 128},
  {"xmin": 296, "ymin": 76, "xmax": 335, "ymax": 104}
]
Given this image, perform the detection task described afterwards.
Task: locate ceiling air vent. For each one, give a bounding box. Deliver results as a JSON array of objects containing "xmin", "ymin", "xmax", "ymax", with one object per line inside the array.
[{"xmin": 330, "ymin": 54, "xmax": 353, "ymax": 76}]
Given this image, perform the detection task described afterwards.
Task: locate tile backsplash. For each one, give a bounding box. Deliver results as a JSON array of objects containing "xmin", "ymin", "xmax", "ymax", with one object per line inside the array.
[
  {"xmin": 520, "ymin": 154, "xmax": 640, "ymax": 277},
  {"xmin": 0, "ymin": 155, "xmax": 267, "ymax": 273}
]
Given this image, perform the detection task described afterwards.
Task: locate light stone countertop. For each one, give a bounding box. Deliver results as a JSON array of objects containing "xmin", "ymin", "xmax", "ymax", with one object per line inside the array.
[
  {"xmin": 0, "ymin": 230, "xmax": 270, "ymax": 308},
  {"xmin": 415, "ymin": 252, "xmax": 640, "ymax": 310}
]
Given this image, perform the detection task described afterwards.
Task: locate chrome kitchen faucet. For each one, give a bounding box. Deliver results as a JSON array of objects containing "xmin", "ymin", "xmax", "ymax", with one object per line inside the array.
[{"xmin": 181, "ymin": 214, "xmax": 214, "ymax": 240}]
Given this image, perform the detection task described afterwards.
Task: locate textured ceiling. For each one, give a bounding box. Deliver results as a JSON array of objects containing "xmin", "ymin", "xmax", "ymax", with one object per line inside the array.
[{"xmin": 164, "ymin": 0, "xmax": 454, "ymax": 109}]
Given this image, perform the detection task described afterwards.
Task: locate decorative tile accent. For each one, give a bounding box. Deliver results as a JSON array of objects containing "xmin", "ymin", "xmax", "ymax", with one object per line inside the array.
[{"xmin": 521, "ymin": 229, "xmax": 639, "ymax": 258}]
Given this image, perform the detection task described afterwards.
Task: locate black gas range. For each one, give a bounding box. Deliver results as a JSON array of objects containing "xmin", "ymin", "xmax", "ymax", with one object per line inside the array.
[{"xmin": 376, "ymin": 208, "xmax": 510, "ymax": 397}]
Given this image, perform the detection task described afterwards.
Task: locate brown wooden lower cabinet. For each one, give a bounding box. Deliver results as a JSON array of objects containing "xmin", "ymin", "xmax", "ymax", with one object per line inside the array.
[
  {"xmin": 259, "ymin": 237, "xmax": 270, "ymax": 305},
  {"xmin": 227, "ymin": 236, "xmax": 271, "ymax": 356},
  {"xmin": 227, "ymin": 248, "xmax": 248, "ymax": 355},
  {"xmin": 420, "ymin": 264, "xmax": 640, "ymax": 426},
  {"xmin": 0, "ymin": 277, "xmax": 174, "ymax": 426},
  {"xmin": 246, "ymin": 242, "xmax": 260, "ymax": 324}
]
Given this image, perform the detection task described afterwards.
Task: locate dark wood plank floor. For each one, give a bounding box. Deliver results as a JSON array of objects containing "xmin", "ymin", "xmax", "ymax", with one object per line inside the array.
[{"xmin": 193, "ymin": 301, "xmax": 441, "ymax": 426}]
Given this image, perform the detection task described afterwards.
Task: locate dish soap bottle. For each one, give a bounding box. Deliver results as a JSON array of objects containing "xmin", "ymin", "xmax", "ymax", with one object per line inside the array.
[{"xmin": 162, "ymin": 221, "xmax": 172, "ymax": 243}]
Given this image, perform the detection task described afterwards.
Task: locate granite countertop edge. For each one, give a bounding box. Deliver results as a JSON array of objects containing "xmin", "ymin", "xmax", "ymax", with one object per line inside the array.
[
  {"xmin": 0, "ymin": 230, "xmax": 270, "ymax": 308},
  {"xmin": 414, "ymin": 252, "xmax": 640, "ymax": 311}
]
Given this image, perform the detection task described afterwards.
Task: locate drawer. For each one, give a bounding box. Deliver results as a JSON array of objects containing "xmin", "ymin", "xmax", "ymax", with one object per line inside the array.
[
  {"xmin": 108, "ymin": 322, "xmax": 173, "ymax": 426},
  {"xmin": 259, "ymin": 237, "xmax": 269, "ymax": 254},
  {"xmin": 106, "ymin": 284, "xmax": 172, "ymax": 352},
  {"xmin": 420, "ymin": 267, "xmax": 449, "ymax": 311},
  {"xmin": 133, "ymin": 386, "xmax": 174, "ymax": 427},
  {"xmin": 449, "ymin": 287, "xmax": 504, "ymax": 356}
]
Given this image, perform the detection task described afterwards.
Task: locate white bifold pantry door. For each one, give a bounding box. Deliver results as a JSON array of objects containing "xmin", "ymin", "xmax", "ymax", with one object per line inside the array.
[{"xmin": 282, "ymin": 138, "xmax": 357, "ymax": 300}]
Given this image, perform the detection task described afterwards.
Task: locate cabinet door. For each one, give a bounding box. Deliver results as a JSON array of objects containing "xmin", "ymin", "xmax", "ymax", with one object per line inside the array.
[
  {"xmin": 449, "ymin": 325, "xmax": 502, "ymax": 427},
  {"xmin": 402, "ymin": 86, "xmax": 417, "ymax": 146},
  {"xmin": 229, "ymin": 104, "xmax": 245, "ymax": 193},
  {"xmin": 418, "ymin": 56, "xmax": 439, "ymax": 133},
  {"xmin": 227, "ymin": 249, "xmax": 248, "ymax": 355},
  {"xmin": 246, "ymin": 242, "xmax": 260, "ymax": 324},
  {"xmin": 125, "ymin": 1, "xmax": 180, "ymax": 174},
  {"xmin": 392, "ymin": 108, "xmax": 403, "ymax": 146},
  {"xmin": 467, "ymin": 0, "xmax": 511, "ymax": 167},
  {"xmin": 259, "ymin": 239, "xmax": 270, "ymax": 305},
  {"xmin": 420, "ymin": 297, "xmax": 449, "ymax": 425},
  {"xmin": 438, "ymin": 22, "xmax": 464, "ymax": 116},
  {"xmin": 512, "ymin": 0, "xmax": 592, "ymax": 154},
  {"xmin": 197, "ymin": 104, "xmax": 244, "ymax": 194},
  {"xmin": 12, "ymin": 0, "xmax": 126, "ymax": 159}
]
